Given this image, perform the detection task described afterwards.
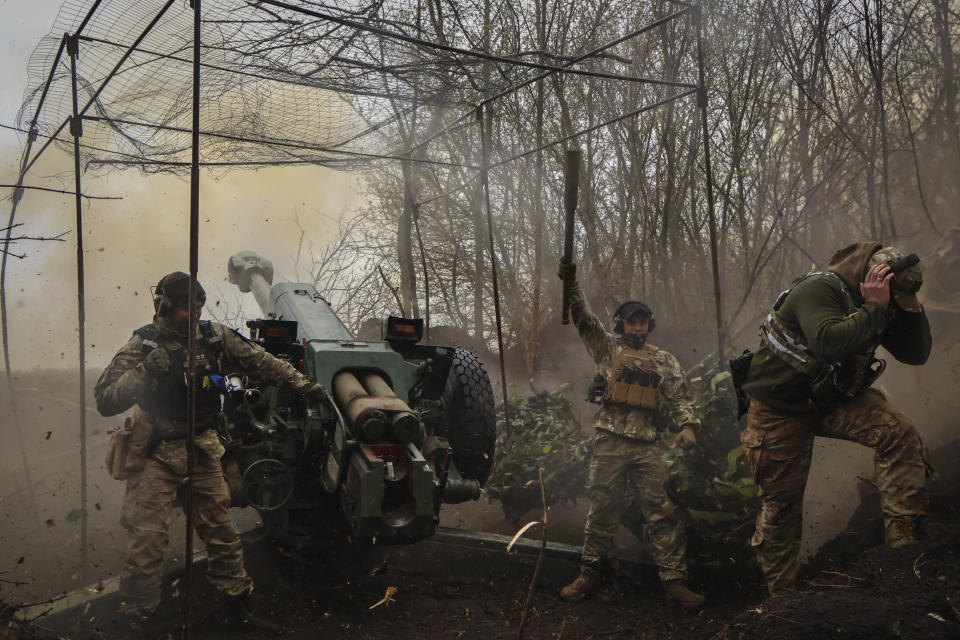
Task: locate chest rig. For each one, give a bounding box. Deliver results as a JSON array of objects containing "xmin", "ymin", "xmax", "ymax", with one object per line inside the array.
[
  {"xmin": 760, "ymin": 272, "xmax": 885, "ymax": 402},
  {"xmin": 134, "ymin": 321, "xmax": 225, "ymax": 425},
  {"xmin": 603, "ymin": 345, "xmax": 662, "ymax": 410}
]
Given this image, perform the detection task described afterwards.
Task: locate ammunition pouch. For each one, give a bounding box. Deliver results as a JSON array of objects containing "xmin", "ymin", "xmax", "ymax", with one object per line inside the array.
[
  {"xmin": 811, "ymin": 354, "xmax": 886, "ymax": 403},
  {"xmin": 729, "ymin": 349, "xmax": 754, "ymax": 418},
  {"xmin": 602, "ymin": 349, "xmax": 661, "ymax": 410},
  {"xmin": 105, "ymin": 417, "xmax": 153, "ymax": 480}
]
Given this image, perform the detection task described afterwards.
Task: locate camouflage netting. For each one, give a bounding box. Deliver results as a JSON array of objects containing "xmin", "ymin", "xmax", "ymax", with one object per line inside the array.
[{"xmin": 16, "ymin": 0, "xmax": 698, "ymax": 175}]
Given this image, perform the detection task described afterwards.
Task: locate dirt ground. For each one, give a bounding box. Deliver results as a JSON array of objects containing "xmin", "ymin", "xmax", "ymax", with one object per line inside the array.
[
  {"xmin": 10, "ymin": 513, "xmax": 960, "ymax": 640},
  {"xmin": 12, "ymin": 531, "xmax": 759, "ymax": 640},
  {"xmin": 719, "ymin": 522, "xmax": 960, "ymax": 640}
]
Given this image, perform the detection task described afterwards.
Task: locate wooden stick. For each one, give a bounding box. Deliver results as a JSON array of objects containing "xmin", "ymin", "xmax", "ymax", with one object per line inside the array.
[{"xmin": 517, "ymin": 468, "xmax": 548, "ymax": 639}]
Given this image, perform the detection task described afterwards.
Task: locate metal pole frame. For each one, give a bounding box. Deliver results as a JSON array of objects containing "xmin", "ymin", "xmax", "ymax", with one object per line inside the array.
[
  {"xmin": 18, "ymin": 0, "xmax": 178, "ymax": 178},
  {"xmin": 183, "ymin": 0, "xmax": 202, "ymax": 635},
  {"xmin": 693, "ymin": 6, "xmax": 726, "ymax": 365},
  {"xmin": 66, "ymin": 30, "xmax": 90, "ymax": 587},
  {"xmin": 0, "ymin": 0, "xmax": 104, "ymax": 557},
  {"xmin": 405, "ymin": 8, "xmax": 695, "ymax": 157}
]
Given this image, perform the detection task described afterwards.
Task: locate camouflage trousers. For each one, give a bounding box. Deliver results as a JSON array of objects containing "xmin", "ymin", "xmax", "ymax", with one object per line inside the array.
[
  {"xmin": 581, "ymin": 429, "xmax": 688, "ymax": 583},
  {"xmin": 741, "ymin": 389, "xmax": 928, "ymax": 594},
  {"xmin": 119, "ymin": 447, "xmax": 252, "ymax": 613}
]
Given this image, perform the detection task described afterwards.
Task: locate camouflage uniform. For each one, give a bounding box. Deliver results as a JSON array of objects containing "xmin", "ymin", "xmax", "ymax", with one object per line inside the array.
[
  {"xmin": 741, "ymin": 242, "xmax": 931, "ymax": 594},
  {"xmin": 96, "ymin": 316, "xmax": 315, "ymax": 614},
  {"xmin": 569, "ymin": 285, "xmax": 698, "ymax": 582},
  {"xmin": 742, "ymin": 391, "xmax": 926, "ymax": 593}
]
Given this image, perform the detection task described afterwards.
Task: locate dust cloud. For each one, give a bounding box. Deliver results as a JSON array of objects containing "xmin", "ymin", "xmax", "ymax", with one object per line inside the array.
[
  {"xmin": 0, "ymin": 142, "xmax": 368, "ymax": 604},
  {"xmin": 1, "ymin": 145, "xmax": 365, "ymax": 370}
]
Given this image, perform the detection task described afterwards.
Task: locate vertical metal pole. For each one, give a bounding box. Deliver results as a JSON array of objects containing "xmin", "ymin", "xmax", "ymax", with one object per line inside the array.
[
  {"xmin": 476, "ymin": 105, "xmax": 510, "ymax": 417},
  {"xmin": 184, "ymin": 0, "xmax": 201, "ymax": 635},
  {"xmin": 694, "ymin": 6, "xmax": 725, "ymax": 365},
  {"xmin": 67, "ymin": 32, "xmax": 89, "ymax": 586}
]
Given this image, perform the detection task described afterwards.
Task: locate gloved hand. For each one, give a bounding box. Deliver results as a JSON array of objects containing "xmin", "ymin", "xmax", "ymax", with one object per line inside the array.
[
  {"xmin": 142, "ymin": 348, "xmax": 171, "ymax": 377},
  {"xmin": 557, "ymin": 259, "xmax": 576, "ymax": 282},
  {"xmin": 304, "ymin": 382, "xmax": 328, "ymax": 402},
  {"xmin": 675, "ymin": 426, "xmax": 697, "ymax": 450}
]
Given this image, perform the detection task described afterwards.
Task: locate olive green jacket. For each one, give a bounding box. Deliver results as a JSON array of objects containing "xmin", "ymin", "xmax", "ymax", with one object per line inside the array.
[
  {"xmin": 744, "ymin": 270, "xmax": 931, "ymax": 414},
  {"xmin": 570, "ymin": 285, "xmax": 699, "ymax": 441}
]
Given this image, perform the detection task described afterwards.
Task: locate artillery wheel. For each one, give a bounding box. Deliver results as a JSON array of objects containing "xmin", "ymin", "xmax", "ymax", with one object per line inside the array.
[{"xmin": 442, "ymin": 348, "xmax": 496, "ymax": 485}]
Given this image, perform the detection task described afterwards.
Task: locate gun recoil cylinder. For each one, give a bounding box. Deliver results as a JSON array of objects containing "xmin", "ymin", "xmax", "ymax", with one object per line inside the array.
[
  {"xmin": 360, "ymin": 373, "xmax": 424, "ymax": 446},
  {"xmin": 333, "ymin": 372, "xmax": 388, "ymax": 440}
]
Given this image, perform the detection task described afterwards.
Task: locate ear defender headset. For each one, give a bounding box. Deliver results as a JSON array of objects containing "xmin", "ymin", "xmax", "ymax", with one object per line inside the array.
[
  {"xmin": 152, "ymin": 280, "xmax": 177, "ymax": 318},
  {"xmin": 612, "ymin": 300, "xmax": 655, "ymax": 334}
]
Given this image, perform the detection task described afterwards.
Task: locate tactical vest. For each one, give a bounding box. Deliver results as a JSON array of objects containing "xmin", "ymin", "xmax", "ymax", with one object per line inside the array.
[
  {"xmin": 134, "ymin": 321, "xmax": 224, "ymax": 428},
  {"xmin": 760, "ymin": 272, "xmax": 885, "ymax": 401},
  {"xmin": 603, "ymin": 345, "xmax": 662, "ymax": 410}
]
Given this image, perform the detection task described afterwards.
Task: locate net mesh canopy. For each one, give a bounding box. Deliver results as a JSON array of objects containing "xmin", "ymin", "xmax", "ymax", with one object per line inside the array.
[{"xmin": 17, "ymin": 0, "xmax": 698, "ymax": 175}]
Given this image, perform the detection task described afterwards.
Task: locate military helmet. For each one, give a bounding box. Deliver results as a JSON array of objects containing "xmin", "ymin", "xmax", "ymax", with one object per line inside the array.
[
  {"xmin": 869, "ymin": 246, "xmax": 923, "ymax": 312},
  {"xmin": 612, "ymin": 300, "xmax": 655, "ymax": 334},
  {"xmin": 153, "ymin": 271, "xmax": 206, "ymax": 316}
]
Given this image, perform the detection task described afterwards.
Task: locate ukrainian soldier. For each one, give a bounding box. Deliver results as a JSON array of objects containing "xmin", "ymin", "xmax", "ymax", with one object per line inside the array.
[
  {"xmin": 95, "ymin": 271, "xmax": 325, "ymax": 629},
  {"xmin": 740, "ymin": 243, "xmax": 931, "ymax": 595},
  {"xmin": 557, "ymin": 261, "xmax": 705, "ymax": 608}
]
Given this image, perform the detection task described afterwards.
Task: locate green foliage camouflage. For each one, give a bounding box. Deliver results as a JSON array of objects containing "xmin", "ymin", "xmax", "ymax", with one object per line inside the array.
[
  {"xmin": 667, "ymin": 357, "xmax": 759, "ymax": 574},
  {"xmin": 487, "ymin": 360, "xmax": 759, "ymax": 570},
  {"xmin": 485, "ymin": 384, "xmax": 592, "ymax": 525}
]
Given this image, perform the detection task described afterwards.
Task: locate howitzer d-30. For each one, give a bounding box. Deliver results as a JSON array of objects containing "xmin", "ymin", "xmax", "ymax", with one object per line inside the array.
[{"xmin": 224, "ymin": 251, "xmax": 495, "ymax": 543}]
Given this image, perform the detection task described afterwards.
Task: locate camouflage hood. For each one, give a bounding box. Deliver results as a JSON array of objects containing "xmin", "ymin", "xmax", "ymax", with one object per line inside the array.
[{"xmin": 826, "ymin": 241, "xmax": 883, "ymax": 299}]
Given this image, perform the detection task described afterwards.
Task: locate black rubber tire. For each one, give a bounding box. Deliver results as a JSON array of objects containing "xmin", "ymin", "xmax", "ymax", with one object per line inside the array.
[{"xmin": 442, "ymin": 348, "xmax": 496, "ymax": 485}]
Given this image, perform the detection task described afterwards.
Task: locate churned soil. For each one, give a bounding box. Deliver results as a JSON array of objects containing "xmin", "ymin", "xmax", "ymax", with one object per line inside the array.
[
  {"xmin": 716, "ymin": 523, "xmax": 960, "ymax": 640},
  {"xmin": 10, "ymin": 513, "xmax": 960, "ymax": 640}
]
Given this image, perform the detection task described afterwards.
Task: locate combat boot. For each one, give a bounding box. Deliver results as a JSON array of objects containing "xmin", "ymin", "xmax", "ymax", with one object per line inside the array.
[
  {"xmin": 663, "ymin": 581, "xmax": 705, "ymax": 609},
  {"xmin": 560, "ymin": 565, "xmax": 603, "ymax": 601},
  {"xmin": 884, "ymin": 516, "xmax": 921, "ymax": 549}
]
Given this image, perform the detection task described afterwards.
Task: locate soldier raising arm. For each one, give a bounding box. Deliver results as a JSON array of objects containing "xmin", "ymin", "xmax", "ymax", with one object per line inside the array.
[{"xmin": 557, "ymin": 262, "xmax": 704, "ymax": 607}]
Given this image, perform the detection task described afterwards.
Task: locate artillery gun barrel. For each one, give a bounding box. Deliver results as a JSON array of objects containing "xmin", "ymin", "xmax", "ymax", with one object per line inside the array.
[
  {"xmin": 228, "ymin": 250, "xmax": 353, "ymax": 341},
  {"xmin": 246, "ymin": 272, "xmax": 272, "ymax": 313},
  {"xmin": 228, "ymin": 251, "xmax": 276, "ymax": 314}
]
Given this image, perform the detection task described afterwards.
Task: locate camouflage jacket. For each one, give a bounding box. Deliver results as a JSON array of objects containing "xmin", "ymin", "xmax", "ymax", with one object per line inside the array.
[
  {"xmin": 95, "ymin": 316, "xmax": 313, "ymax": 465},
  {"xmin": 570, "ymin": 285, "xmax": 699, "ymax": 441}
]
